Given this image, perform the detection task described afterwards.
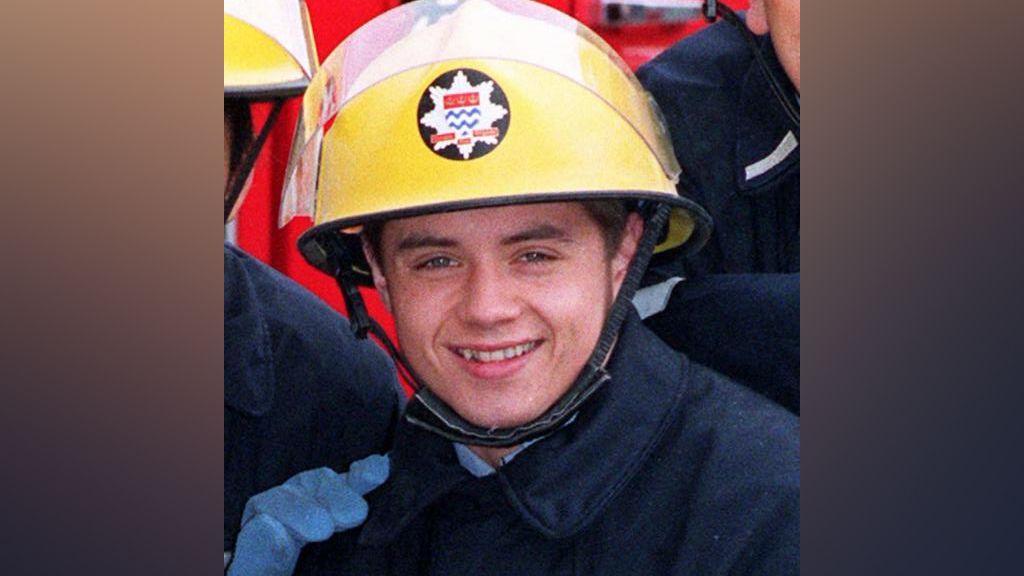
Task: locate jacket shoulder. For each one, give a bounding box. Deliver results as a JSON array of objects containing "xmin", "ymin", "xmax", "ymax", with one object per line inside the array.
[
  {"xmin": 227, "ymin": 246, "xmax": 393, "ymax": 372},
  {"xmin": 635, "ymin": 20, "xmax": 753, "ymax": 215},
  {"xmin": 679, "ymin": 362, "xmax": 799, "ymax": 483},
  {"xmin": 224, "ymin": 245, "xmax": 400, "ymax": 551},
  {"xmin": 592, "ymin": 362, "xmax": 799, "ymax": 575},
  {"xmin": 678, "ymin": 364, "xmax": 799, "ymax": 573},
  {"xmin": 638, "ymin": 20, "xmax": 751, "ymax": 101}
]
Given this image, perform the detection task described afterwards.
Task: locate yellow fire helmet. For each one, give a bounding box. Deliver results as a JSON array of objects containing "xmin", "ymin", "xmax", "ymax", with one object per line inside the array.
[
  {"xmin": 224, "ymin": 0, "xmax": 318, "ymax": 99},
  {"xmin": 282, "ymin": 0, "xmax": 711, "ymax": 276},
  {"xmin": 282, "ymin": 0, "xmax": 713, "ymax": 447}
]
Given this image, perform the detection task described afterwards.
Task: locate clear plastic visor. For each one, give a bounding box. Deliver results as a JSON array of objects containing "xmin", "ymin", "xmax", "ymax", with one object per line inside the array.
[
  {"xmin": 280, "ymin": 0, "xmax": 680, "ymax": 226},
  {"xmin": 224, "ymin": 0, "xmax": 317, "ymax": 81}
]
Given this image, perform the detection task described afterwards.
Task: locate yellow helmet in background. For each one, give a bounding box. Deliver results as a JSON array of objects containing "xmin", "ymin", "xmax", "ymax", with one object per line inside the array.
[
  {"xmin": 223, "ymin": 0, "xmax": 319, "ymax": 221},
  {"xmin": 282, "ymin": 0, "xmax": 711, "ymax": 276},
  {"xmin": 224, "ymin": 0, "xmax": 318, "ymax": 98}
]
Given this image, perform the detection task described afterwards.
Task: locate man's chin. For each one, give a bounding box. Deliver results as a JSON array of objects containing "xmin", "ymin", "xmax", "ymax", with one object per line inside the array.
[
  {"xmin": 428, "ymin": 376, "xmax": 559, "ymax": 429},
  {"xmin": 453, "ymin": 403, "xmax": 551, "ymax": 431}
]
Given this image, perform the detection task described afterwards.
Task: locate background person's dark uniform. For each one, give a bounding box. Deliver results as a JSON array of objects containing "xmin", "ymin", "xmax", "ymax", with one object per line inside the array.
[
  {"xmin": 638, "ymin": 17, "xmax": 799, "ymax": 276},
  {"xmin": 224, "ymin": 244, "xmax": 402, "ymax": 561},
  {"xmin": 633, "ymin": 15, "xmax": 801, "ymax": 413},
  {"xmin": 297, "ymin": 311, "xmax": 799, "ymax": 575},
  {"xmin": 639, "ymin": 273, "xmax": 799, "ymax": 413}
]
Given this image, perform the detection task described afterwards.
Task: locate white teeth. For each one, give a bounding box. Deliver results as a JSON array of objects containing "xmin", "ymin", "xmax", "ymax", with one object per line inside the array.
[{"xmin": 457, "ymin": 341, "xmax": 536, "ymax": 363}]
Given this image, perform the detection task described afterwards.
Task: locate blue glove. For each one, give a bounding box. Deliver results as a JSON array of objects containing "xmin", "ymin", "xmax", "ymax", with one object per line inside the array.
[{"xmin": 226, "ymin": 454, "xmax": 389, "ymax": 576}]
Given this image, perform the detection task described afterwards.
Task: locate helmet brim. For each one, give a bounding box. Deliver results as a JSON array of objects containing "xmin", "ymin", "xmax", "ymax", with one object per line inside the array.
[{"xmin": 298, "ymin": 190, "xmax": 710, "ymax": 283}]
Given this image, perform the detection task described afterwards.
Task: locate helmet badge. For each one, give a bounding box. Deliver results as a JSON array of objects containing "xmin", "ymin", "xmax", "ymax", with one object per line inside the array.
[{"xmin": 418, "ymin": 69, "xmax": 510, "ymax": 160}]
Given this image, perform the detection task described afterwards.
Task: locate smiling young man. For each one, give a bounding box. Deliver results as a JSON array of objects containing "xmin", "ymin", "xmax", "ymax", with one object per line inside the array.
[
  {"xmin": 277, "ymin": 1, "xmax": 799, "ymax": 574},
  {"xmin": 363, "ymin": 201, "xmax": 642, "ymax": 467}
]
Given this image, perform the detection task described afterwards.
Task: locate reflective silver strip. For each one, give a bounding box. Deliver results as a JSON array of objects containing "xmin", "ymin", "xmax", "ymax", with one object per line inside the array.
[
  {"xmin": 225, "ymin": 219, "xmax": 238, "ymax": 245},
  {"xmin": 224, "ymin": 551, "xmax": 232, "ymax": 570},
  {"xmin": 632, "ymin": 277, "xmax": 683, "ymax": 319},
  {"xmin": 745, "ymin": 130, "xmax": 798, "ymax": 181}
]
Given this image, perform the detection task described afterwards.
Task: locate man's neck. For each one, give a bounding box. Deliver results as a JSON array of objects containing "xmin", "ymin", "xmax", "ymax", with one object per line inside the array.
[{"xmin": 469, "ymin": 444, "xmax": 518, "ymax": 469}]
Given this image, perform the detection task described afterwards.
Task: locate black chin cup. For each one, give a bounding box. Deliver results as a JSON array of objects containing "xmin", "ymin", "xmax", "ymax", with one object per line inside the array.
[
  {"xmin": 224, "ymin": 99, "xmax": 285, "ymax": 223},
  {"xmin": 328, "ymin": 204, "xmax": 672, "ymax": 448}
]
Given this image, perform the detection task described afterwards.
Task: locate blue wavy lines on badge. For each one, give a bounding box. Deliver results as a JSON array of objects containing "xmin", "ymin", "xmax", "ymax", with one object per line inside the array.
[
  {"xmin": 448, "ymin": 120, "xmax": 479, "ymax": 130},
  {"xmin": 445, "ymin": 108, "xmax": 481, "ymax": 120}
]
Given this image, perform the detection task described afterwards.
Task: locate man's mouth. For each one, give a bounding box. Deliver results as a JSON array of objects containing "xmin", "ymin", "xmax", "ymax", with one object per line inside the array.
[{"xmin": 452, "ymin": 340, "xmax": 540, "ymax": 363}]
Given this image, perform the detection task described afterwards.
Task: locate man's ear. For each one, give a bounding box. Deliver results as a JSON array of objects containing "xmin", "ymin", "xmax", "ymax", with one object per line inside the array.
[
  {"xmin": 745, "ymin": 0, "xmax": 769, "ymax": 35},
  {"xmin": 610, "ymin": 212, "xmax": 644, "ymax": 297},
  {"xmin": 362, "ymin": 238, "xmax": 392, "ymax": 313}
]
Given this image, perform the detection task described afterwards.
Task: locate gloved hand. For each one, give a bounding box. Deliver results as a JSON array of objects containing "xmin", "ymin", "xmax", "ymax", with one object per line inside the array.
[{"xmin": 226, "ymin": 454, "xmax": 389, "ymax": 576}]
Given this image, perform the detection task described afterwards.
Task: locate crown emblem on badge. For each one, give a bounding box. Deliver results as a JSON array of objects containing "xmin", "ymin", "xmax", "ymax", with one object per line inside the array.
[{"xmin": 418, "ymin": 69, "xmax": 510, "ymax": 160}]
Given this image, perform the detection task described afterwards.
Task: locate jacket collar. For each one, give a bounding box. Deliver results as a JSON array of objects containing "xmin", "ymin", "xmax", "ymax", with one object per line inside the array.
[
  {"xmin": 735, "ymin": 33, "xmax": 800, "ymax": 192},
  {"xmin": 360, "ymin": 310, "xmax": 690, "ymax": 544},
  {"xmin": 224, "ymin": 245, "xmax": 275, "ymax": 417}
]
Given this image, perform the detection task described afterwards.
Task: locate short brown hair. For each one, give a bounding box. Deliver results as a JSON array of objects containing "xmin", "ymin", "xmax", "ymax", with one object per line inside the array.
[{"xmin": 361, "ymin": 199, "xmax": 629, "ymax": 266}]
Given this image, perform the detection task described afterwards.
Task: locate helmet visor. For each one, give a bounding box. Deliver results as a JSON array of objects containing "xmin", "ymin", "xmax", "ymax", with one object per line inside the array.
[
  {"xmin": 280, "ymin": 0, "xmax": 680, "ymax": 226},
  {"xmin": 224, "ymin": 0, "xmax": 318, "ymax": 99}
]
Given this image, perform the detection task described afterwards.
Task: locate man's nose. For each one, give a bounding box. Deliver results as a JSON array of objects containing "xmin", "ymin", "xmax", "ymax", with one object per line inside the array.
[{"xmin": 459, "ymin": 262, "xmax": 520, "ymax": 327}]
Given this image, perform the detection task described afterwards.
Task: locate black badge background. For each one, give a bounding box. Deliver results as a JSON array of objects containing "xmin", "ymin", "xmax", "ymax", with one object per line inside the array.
[{"xmin": 417, "ymin": 68, "xmax": 511, "ymax": 161}]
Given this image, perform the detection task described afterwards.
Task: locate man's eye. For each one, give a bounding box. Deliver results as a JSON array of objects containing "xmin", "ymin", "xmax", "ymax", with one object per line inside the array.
[
  {"xmin": 520, "ymin": 251, "xmax": 554, "ymax": 264},
  {"xmin": 417, "ymin": 256, "xmax": 457, "ymax": 270}
]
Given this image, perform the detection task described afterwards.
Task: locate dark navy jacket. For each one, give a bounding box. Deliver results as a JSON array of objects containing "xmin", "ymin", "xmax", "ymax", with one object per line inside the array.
[
  {"xmin": 297, "ymin": 311, "xmax": 799, "ymax": 575},
  {"xmin": 636, "ymin": 19, "xmax": 800, "ymax": 414},
  {"xmin": 637, "ymin": 273, "xmax": 799, "ymax": 414},
  {"xmin": 639, "ymin": 19, "xmax": 800, "ymax": 275},
  {"xmin": 224, "ymin": 244, "xmax": 401, "ymax": 555}
]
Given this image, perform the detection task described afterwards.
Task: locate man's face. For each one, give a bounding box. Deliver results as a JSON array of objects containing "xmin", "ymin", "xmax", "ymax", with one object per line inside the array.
[
  {"xmin": 368, "ymin": 202, "xmax": 641, "ymax": 429},
  {"xmin": 747, "ymin": 0, "xmax": 800, "ymax": 91}
]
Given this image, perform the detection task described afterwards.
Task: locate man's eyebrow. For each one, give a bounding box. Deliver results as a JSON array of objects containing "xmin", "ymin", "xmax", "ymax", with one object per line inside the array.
[
  {"xmin": 502, "ymin": 224, "xmax": 573, "ymax": 245},
  {"xmin": 395, "ymin": 233, "xmax": 458, "ymax": 252}
]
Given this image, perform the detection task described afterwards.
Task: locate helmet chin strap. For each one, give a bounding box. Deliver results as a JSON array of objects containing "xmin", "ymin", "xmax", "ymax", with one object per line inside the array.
[
  {"xmin": 330, "ymin": 204, "xmax": 672, "ymax": 448},
  {"xmin": 703, "ymin": 0, "xmax": 800, "ymax": 129}
]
